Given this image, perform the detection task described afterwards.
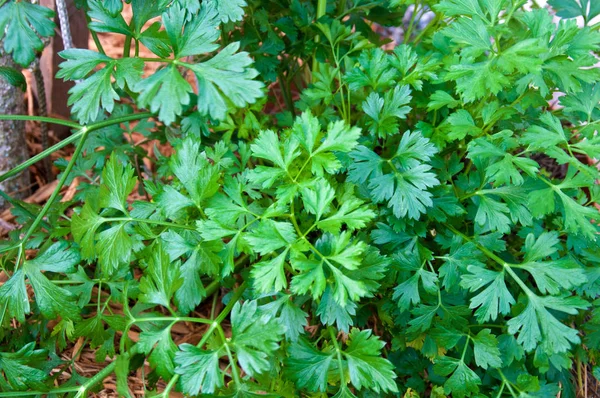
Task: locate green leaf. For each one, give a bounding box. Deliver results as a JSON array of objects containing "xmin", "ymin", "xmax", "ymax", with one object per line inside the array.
[
  {"xmin": 517, "ymin": 259, "xmax": 586, "ymax": 296},
  {"xmin": 446, "ymin": 110, "xmax": 482, "ymax": 141},
  {"xmin": 0, "ymin": 343, "xmax": 49, "ymax": 391},
  {"xmin": 443, "ymin": 17, "xmax": 492, "ymax": 57},
  {"xmin": 27, "ymin": 241, "xmax": 80, "ymax": 274},
  {"xmin": 468, "ymin": 137, "xmax": 539, "ymax": 186},
  {"xmin": 317, "ymin": 286, "xmax": 356, "ymax": 332},
  {"xmin": 230, "ymin": 300, "xmax": 284, "ymax": 376},
  {"xmin": 23, "ymin": 262, "xmax": 81, "ymax": 321},
  {"xmin": 286, "ymin": 338, "xmax": 335, "ymax": 392},
  {"xmin": 461, "ymin": 265, "xmax": 515, "ymax": 322},
  {"xmin": 67, "ymin": 64, "xmax": 118, "ymax": 123},
  {"xmin": 0, "ymin": 2, "xmax": 55, "ymax": 66},
  {"xmin": 521, "ymin": 112, "xmax": 569, "ymax": 150},
  {"xmin": 246, "ymin": 220, "xmax": 297, "ymax": 255},
  {"xmin": 260, "ymin": 295, "xmax": 308, "ymax": 341},
  {"xmin": 472, "ymin": 329, "xmax": 502, "ymax": 369},
  {"xmin": 434, "ymin": 0, "xmax": 488, "ymax": 21},
  {"xmin": 316, "ymin": 190, "xmax": 376, "ymax": 233},
  {"xmin": 87, "ymin": 0, "xmax": 130, "ymax": 35},
  {"xmin": 99, "ymin": 154, "xmax": 137, "ymax": 214},
  {"xmin": 427, "ymin": 90, "xmax": 459, "ymax": 111},
  {"xmin": 344, "ymin": 328, "xmax": 398, "ymax": 393},
  {"xmin": 170, "ymin": 138, "xmax": 222, "ymax": 206},
  {"xmin": 473, "ymin": 194, "xmax": 512, "ymax": 233},
  {"xmin": 433, "ymin": 357, "xmax": 481, "ymax": 398},
  {"xmin": 138, "ymin": 326, "xmax": 177, "ymax": 379},
  {"xmin": 362, "ymin": 85, "xmax": 412, "ymax": 138},
  {"xmin": 57, "ymin": 49, "xmax": 112, "ymax": 80},
  {"xmin": 549, "ymin": 0, "xmax": 600, "ymax": 20},
  {"xmin": 71, "ymin": 204, "xmax": 105, "ymax": 261},
  {"xmin": 189, "ymin": 42, "xmax": 264, "ymax": 121},
  {"xmin": 251, "ymin": 249, "xmax": 289, "ymax": 294},
  {"xmin": 0, "ymin": 270, "xmax": 29, "ymax": 323},
  {"xmin": 212, "ymin": 0, "xmax": 247, "ymax": 22},
  {"xmin": 507, "ymin": 294, "xmax": 588, "ymax": 354},
  {"xmin": 139, "ymin": 242, "xmax": 183, "ymax": 309},
  {"xmin": 135, "ymin": 65, "xmax": 193, "ymax": 126},
  {"xmin": 349, "ymin": 131, "xmax": 439, "ymax": 220},
  {"xmin": 175, "ymin": 344, "xmax": 223, "ymax": 395},
  {"xmin": 0, "ymin": 66, "xmax": 27, "ymax": 91},
  {"xmin": 97, "ymin": 222, "xmax": 133, "ymax": 274},
  {"xmin": 164, "ymin": 3, "xmax": 219, "ymax": 58},
  {"xmin": 301, "ymin": 178, "xmax": 335, "ymax": 221}
]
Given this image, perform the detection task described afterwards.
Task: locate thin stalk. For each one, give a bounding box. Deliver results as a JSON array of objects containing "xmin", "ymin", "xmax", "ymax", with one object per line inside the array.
[
  {"xmin": 0, "ymin": 114, "xmax": 81, "ymax": 128},
  {"xmin": 336, "ymin": 0, "xmax": 345, "ymax": 15},
  {"xmin": 312, "ymin": 0, "xmax": 328, "ymax": 82},
  {"xmin": 404, "ymin": 1, "xmax": 420, "ymax": 43},
  {"xmin": 0, "ymin": 357, "xmax": 120, "ymax": 397},
  {"xmin": 328, "ymin": 327, "xmax": 346, "ymax": 386},
  {"xmin": 104, "ymin": 217, "xmax": 197, "ymax": 231},
  {"xmin": 160, "ymin": 282, "xmax": 247, "ymax": 396},
  {"xmin": 85, "ymin": 14, "xmax": 107, "ymax": 55},
  {"xmin": 218, "ymin": 326, "xmax": 242, "ymax": 387},
  {"xmin": 0, "ymin": 112, "xmax": 152, "ymax": 183},
  {"xmin": 123, "ymin": 35, "xmax": 132, "ymax": 58},
  {"xmin": 133, "ymin": 316, "xmax": 212, "ymax": 325},
  {"xmin": 278, "ymin": 70, "xmax": 295, "ymax": 114},
  {"xmin": 17, "ymin": 128, "xmax": 90, "ymax": 249}
]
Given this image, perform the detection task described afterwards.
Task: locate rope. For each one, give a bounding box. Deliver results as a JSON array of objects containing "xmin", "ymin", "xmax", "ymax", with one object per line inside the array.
[{"xmin": 55, "ymin": 0, "xmax": 75, "ymax": 50}]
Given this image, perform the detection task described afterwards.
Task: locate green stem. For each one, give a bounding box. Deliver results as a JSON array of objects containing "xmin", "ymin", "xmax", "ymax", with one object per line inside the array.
[
  {"xmin": 133, "ymin": 316, "xmax": 212, "ymax": 325},
  {"xmin": 328, "ymin": 327, "xmax": 346, "ymax": 386},
  {"xmin": 215, "ymin": 282, "xmax": 248, "ymax": 324},
  {"xmin": 0, "ymin": 114, "xmax": 81, "ymax": 128},
  {"xmin": 218, "ymin": 326, "xmax": 242, "ymax": 387},
  {"xmin": 278, "ymin": 70, "xmax": 295, "ymax": 114},
  {"xmin": 17, "ymin": 129, "xmax": 90, "ymax": 251},
  {"xmin": 123, "ymin": 35, "xmax": 132, "ymax": 58},
  {"xmin": 336, "ymin": 0, "xmax": 345, "ymax": 16},
  {"xmin": 312, "ymin": 0, "xmax": 328, "ymax": 82},
  {"xmin": 104, "ymin": 217, "xmax": 197, "ymax": 231},
  {"xmin": 138, "ymin": 57, "xmax": 173, "ymax": 63},
  {"xmin": 160, "ymin": 282, "xmax": 247, "ymax": 395},
  {"xmin": 404, "ymin": 1, "xmax": 420, "ymax": 43},
  {"xmin": 0, "ymin": 356, "xmax": 121, "ymax": 397},
  {"xmin": 460, "ymin": 335, "xmax": 471, "ymax": 361},
  {"xmin": 85, "ymin": 13, "xmax": 107, "ymax": 56},
  {"xmin": 0, "ymin": 113, "xmax": 152, "ymax": 184}
]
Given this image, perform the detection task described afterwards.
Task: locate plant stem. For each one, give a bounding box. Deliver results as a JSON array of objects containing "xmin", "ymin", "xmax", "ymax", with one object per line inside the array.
[
  {"xmin": 404, "ymin": 1, "xmax": 420, "ymax": 43},
  {"xmin": 328, "ymin": 327, "xmax": 346, "ymax": 386},
  {"xmin": 123, "ymin": 35, "xmax": 132, "ymax": 58},
  {"xmin": 104, "ymin": 217, "xmax": 197, "ymax": 231},
  {"xmin": 312, "ymin": 0, "xmax": 328, "ymax": 82},
  {"xmin": 0, "ymin": 114, "xmax": 81, "ymax": 128},
  {"xmin": 133, "ymin": 316, "xmax": 212, "ymax": 325},
  {"xmin": 160, "ymin": 282, "xmax": 247, "ymax": 396},
  {"xmin": 0, "ymin": 113, "xmax": 152, "ymax": 183},
  {"xmin": 85, "ymin": 14, "xmax": 107, "ymax": 55},
  {"xmin": 17, "ymin": 128, "xmax": 90, "ymax": 250},
  {"xmin": 0, "ymin": 356, "xmax": 120, "ymax": 397}
]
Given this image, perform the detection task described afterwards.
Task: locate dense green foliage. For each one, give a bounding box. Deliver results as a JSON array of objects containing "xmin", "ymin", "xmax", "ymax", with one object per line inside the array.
[{"xmin": 1, "ymin": 0, "xmax": 600, "ymax": 396}]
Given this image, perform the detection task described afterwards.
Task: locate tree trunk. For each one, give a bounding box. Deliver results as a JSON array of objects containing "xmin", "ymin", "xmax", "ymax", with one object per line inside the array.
[{"xmin": 0, "ymin": 54, "xmax": 30, "ymax": 209}]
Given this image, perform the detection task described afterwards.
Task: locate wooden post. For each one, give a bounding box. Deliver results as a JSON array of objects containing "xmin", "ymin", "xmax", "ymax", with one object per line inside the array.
[{"xmin": 40, "ymin": 0, "xmax": 89, "ymax": 138}]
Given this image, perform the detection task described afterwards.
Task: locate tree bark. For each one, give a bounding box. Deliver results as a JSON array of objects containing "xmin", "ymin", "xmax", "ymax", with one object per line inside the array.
[{"xmin": 0, "ymin": 54, "xmax": 30, "ymax": 209}]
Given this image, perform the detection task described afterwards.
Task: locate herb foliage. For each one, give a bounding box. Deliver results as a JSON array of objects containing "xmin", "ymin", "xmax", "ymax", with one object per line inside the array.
[{"xmin": 0, "ymin": 0, "xmax": 600, "ymax": 397}]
